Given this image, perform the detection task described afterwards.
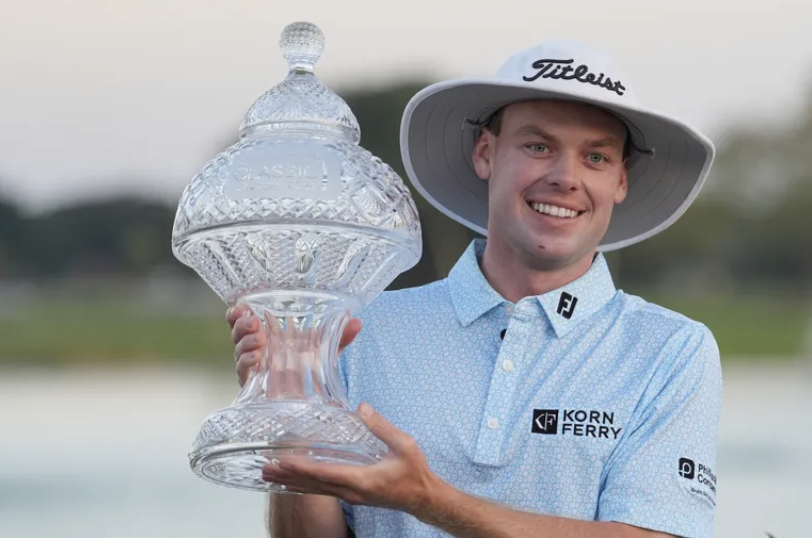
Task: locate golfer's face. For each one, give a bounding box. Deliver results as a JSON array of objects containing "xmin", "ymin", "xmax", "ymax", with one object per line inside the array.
[{"xmin": 474, "ymin": 100, "xmax": 628, "ymax": 270}]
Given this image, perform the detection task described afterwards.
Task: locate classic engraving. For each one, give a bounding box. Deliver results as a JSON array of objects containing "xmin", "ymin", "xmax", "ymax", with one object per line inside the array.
[{"xmin": 225, "ymin": 146, "xmax": 342, "ymax": 200}]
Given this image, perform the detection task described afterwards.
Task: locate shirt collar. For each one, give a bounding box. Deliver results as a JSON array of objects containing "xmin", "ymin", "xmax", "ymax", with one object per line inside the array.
[
  {"xmin": 447, "ymin": 240, "xmax": 507, "ymax": 326},
  {"xmin": 447, "ymin": 239, "xmax": 617, "ymax": 337},
  {"xmin": 535, "ymin": 251, "xmax": 617, "ymax": 337}
]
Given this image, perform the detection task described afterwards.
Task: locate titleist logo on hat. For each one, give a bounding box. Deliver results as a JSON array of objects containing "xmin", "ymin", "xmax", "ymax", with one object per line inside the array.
[
  {"xmin": 399, "ymin": 38, "xmax": 715, "ymax": 250},
  {"xmin": 522, "ymin": 59, "xmax": 626, "ymax": 97}
]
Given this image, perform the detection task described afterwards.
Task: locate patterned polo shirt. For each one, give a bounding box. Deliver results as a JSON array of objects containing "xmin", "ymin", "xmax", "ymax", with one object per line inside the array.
[{"xmin": 338, "ymin": 239, "xmax": 722, "ymax": 538}]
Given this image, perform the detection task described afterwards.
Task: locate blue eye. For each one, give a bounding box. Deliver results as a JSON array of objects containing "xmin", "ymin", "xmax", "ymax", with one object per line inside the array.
[
  {"xmin": 588, "ymin": 153, "xmax": 607, "ymax": 164},
  {"xmin": 527, "ymin": 144, "xmax": 548, "ymax": 153}
]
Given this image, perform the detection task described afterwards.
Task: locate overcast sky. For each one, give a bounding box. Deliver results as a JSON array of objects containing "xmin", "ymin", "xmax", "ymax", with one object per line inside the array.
[{"xmin": 1, "ymin": 0, "xmax": 811, "ymax": 213}]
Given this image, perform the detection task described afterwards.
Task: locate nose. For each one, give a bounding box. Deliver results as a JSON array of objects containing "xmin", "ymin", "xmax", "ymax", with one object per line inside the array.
[{"xmin": 543, "ymin": 152, "xmax": 580, "ymax": 192}]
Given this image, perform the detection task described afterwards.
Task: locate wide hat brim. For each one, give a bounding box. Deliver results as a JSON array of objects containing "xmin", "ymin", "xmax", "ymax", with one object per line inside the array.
[{"xmin": 399, "ymin": 78, "xmax": 715, "ymax": 251}]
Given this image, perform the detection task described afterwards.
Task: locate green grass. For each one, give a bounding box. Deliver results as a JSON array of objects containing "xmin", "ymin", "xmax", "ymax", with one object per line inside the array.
[
  {"xmin": 643, "ymin": 292, "xmax": 811, "ymax": 360},
  {"xmin": 0, "ymin": 298, "xmax": 234, "ymax": 367},
  {"xmin": 0, "ymin": 292, "xmax": 808, "ymax": 367}
]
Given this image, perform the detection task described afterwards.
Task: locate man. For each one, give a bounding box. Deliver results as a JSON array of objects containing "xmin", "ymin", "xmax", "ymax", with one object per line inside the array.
[{"xmin": 227, "ymin": 39, "xmax": 721, "ymax": 538}]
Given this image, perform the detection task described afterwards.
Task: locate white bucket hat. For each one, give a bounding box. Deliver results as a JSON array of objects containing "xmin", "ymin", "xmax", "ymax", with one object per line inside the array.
[{"xmin": 399, "ymin": 40, "xmax": 715, "ymax": 251}]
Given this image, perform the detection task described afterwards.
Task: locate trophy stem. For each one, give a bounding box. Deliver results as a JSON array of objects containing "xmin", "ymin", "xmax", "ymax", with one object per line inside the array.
[
  {"xmin": 236, "ymin": 298, "xmax": 353, "ymax": 408},
  {"xmin": 188, "ymin": 292, "xmax": 388, "ymax": 492}
]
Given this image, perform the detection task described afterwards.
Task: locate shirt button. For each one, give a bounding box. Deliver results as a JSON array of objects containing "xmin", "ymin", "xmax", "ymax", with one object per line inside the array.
[
  {"xmin": 487, "ymin": 417, "xmax": 500, "ymax": 430},
  {"xmin": 505, "ymin": 304, "xmax": 514, "ymax": 315},
  {"xmin": 501, "ymin": 360, "xmax": 515, "ymax": 372}
]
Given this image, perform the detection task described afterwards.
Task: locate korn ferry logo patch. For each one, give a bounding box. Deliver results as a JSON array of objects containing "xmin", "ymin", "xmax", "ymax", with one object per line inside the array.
[
  {"xmin": 531, "ymin": 409, "xmax": 559, "ymax": 434},
  {"xmin": 531, "ymin": 408, "xmax": 622, "ymax": 439}
]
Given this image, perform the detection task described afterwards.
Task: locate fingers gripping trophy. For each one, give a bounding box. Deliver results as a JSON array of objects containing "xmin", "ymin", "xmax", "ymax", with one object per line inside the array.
[{"xmin": 171, "ymin": 22, "xmax": 423, "ymax": 492}]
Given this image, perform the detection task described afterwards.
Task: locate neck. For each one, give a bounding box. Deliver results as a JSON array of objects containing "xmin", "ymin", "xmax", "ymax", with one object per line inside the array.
[{"xmin": 479, "ymin": 239, "xmax": 595, "ymax": 303}]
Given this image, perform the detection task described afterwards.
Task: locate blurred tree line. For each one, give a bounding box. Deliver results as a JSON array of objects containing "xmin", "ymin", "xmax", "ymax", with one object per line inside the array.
[{"xmin": 1, "ymin": 80, "xmax": 811, "ymax": 298}]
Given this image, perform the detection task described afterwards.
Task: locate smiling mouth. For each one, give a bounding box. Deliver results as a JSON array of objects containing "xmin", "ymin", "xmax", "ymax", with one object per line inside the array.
[{"xmin": 528, "ymin": 202, "xmax": 583, "ymax": 219}]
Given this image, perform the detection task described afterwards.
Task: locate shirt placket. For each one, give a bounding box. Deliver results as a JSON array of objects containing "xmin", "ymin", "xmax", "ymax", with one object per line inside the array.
[{"xmin": 472, "ymin": 300, "xmax": 534, "ymax": 466}]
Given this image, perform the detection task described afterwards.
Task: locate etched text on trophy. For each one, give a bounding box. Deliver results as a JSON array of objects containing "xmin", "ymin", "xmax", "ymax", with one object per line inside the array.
[{"xmin": 224, "ymin": 145, "xmax": 342, "ymax": 200}]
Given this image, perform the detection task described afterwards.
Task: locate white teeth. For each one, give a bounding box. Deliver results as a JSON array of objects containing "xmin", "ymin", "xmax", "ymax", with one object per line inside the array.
[{"xmin": 530, "ymin": 202, "xmax": 578, "ymax": 218}]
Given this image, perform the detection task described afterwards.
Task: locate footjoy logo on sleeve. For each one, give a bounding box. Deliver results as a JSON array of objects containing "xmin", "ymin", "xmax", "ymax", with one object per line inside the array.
[{"xmin": 531, "ymin": 408, "xmax": 622, "ymax": 439}]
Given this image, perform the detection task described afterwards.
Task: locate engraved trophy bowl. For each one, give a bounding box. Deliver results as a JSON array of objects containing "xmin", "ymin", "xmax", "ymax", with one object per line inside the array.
[{"xmin": 171, "ymin": 21, "xmax": 422, "ymax": 492}]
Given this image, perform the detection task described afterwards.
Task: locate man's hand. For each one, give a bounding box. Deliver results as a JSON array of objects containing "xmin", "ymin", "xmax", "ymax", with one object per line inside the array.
[
  {"xmin": 262, "ymin": 403, "xmax": 439, "ymax": 513},
  {"xmin": 226, "ymin": 304, "xmax": 362, "ymax": 387},
  {"xmin": 261, "ymin": 403, "xmax": 674, "ymax": 538}
]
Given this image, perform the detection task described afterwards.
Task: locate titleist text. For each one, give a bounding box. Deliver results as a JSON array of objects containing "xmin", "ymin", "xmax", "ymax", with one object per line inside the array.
[{"xmin": 522, "ymin": 58, "xmax": 626, "ymax": 96}]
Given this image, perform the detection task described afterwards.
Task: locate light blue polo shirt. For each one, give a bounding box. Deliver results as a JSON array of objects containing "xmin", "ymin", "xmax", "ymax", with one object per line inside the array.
[{"xmin": 338, "ymin": 239, "xmax": 722, "ymax": 538}]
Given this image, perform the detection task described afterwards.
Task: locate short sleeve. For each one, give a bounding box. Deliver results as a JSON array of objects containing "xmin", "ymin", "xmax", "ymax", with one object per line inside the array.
[
  {"xmin": 340, "ymin": 500, "xmax": 355, "ymax": 533},
  {"xmin": 598, "ymin": 323, "xmax": 722, "ymax": 538}
]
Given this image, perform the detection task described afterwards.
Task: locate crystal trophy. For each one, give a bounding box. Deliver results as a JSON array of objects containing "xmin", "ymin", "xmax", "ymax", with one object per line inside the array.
[{"xmin": 171, "ymin": 21, "xmax": 422, "ymax": 492}]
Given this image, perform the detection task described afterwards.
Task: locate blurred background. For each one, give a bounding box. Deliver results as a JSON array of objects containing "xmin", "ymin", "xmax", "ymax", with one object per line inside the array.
[{"xmin": 1, "ymin": 0, "xmax": 811, "ymax": 537}]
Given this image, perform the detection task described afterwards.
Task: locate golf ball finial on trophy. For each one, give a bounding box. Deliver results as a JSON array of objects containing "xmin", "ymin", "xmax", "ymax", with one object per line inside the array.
[{"xmin": 171, "ymin": 21, "xmax": 422, "ymax": 492}]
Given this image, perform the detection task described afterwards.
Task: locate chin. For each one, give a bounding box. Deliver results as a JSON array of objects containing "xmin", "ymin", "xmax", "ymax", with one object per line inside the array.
[
  {"xmin": 523, "ymin": 244, "xmax": 577, "ymax": 270},
  {"xmin": 525, "ymin": 236, "xmax": 595, "ymax": 269}
]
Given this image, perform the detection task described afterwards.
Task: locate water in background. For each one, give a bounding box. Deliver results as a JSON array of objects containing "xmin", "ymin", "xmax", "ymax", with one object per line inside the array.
[{"xmin": 1, "ymin": 362, "xmax": 810, "ymax": 538}]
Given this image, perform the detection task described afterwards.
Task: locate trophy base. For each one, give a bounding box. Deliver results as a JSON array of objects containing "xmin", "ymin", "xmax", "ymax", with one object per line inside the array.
[{"xmin": 188, "ymin": 401, "xmax": 387, "ymax": 492}]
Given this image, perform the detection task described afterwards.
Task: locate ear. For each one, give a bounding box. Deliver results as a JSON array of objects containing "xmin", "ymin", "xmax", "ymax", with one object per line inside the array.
[
  {"xmin": 472, "ymin": 131, "xmax": 494, "ymax": 181},
  {"xmin": 614, "ymin": 166, "xmax": 628, "ymax": 204}
]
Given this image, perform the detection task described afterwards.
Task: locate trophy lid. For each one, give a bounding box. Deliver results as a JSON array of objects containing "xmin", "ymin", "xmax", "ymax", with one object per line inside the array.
[{"xmin": 239, "ymin": 22, "xmax": 361, "ymax": 144}]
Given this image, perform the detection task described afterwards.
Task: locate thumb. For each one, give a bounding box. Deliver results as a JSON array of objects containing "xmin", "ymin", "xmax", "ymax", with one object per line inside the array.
[
  {"xmin": 358, "ymin": 403, "xmax": 413, "ymax": 453},
  {"xmin": 338, "ymin": 317, "xmax": 362, "ymax": 354}
]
